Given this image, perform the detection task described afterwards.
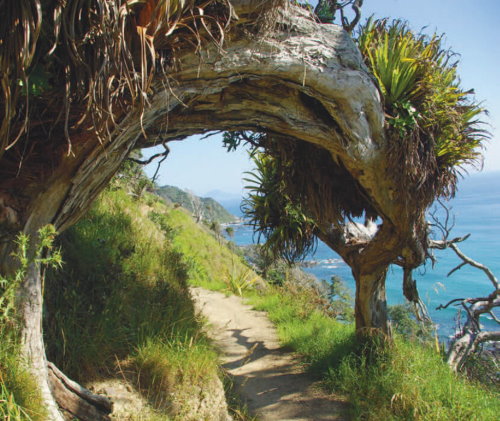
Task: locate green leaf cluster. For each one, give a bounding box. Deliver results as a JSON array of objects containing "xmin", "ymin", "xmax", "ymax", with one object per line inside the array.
[
  {"xmin": 357, "ymin": 18, "xmax": 488, "ymax": 173},
  {"xmin": 242, "ymin": 152, "xmax": 318, "ymax": 264}
]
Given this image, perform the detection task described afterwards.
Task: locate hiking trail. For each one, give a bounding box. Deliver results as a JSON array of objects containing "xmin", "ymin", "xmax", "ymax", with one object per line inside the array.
[{"xmin": 191, "ymin": 287, "xmax": 348, "ymax": 421}]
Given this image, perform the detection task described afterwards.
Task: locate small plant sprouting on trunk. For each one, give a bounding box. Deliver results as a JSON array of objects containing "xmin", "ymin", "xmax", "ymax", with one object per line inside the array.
[
  {"xmin": 1, "ymin": 225, "xmax": 61, "ymax": 420},
  {"xmin": 1, "ymin": 225, "xmax": 62, "ymax": 330}
]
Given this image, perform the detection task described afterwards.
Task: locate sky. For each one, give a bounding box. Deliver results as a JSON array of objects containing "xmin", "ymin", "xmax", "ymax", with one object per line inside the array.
[{"xmin": 144, "ymin": 0, "xmax": 500, "ymax": 196}]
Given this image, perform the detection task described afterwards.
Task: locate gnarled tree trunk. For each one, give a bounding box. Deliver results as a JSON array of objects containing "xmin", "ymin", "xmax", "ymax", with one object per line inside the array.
[
  {"xmin": 353, "ymin": 267, "xmax": 389, "ymax": 335},
  {"xmin": 19, "ymin": 259, "xmax": 65, "ymax": 421},
  {"xmin": 0, "ymin": 2, "xmax": 429, "ymax": 416}
]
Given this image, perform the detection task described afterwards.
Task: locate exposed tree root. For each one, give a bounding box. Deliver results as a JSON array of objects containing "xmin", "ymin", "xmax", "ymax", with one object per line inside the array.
[{"xmin": 48, "ymin": 362, "xmax": 113, "ymax": 421}]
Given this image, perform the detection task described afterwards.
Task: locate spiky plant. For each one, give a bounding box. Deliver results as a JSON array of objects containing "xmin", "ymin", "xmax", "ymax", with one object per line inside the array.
[
  {"xmin": 242, "ymin": 152, "xmax": 318, "ymax": 264},
  {"xmin": 357, "ymin": 18, "xmax": 489, "ymax": 198}
]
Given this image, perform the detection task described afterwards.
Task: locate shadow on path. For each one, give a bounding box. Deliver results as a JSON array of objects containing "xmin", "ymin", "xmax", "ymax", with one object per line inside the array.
[{"xmin": 191, "ymin": 287, "xmax": 349, "ymax": 421}]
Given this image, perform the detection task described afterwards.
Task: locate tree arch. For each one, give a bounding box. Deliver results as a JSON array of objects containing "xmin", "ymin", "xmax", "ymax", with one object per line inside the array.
[{"xmin": 0, "ymin": 1, "xmax": 481, "ymax": 418}]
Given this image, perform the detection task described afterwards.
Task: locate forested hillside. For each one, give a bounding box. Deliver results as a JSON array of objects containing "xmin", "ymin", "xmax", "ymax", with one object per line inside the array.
[{"xmin": 155, "ymin": 185, "xmax": 237, "ymax": 224}]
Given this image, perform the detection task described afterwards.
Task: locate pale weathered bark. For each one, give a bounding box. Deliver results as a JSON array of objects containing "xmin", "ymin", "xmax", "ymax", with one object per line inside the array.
[
  {"xmin": 19, "ymin": 261, "xmax": 65, "ymax": 421},
  {"xmin": 431, "ymin": 233, "xmax": 499, "ymax": 371},
  {"xmin": 353, "ymin": 267, "xmax": 389, "ymax": 335},
  {"xmin": 47, "ymin": 363, "xmax": 112, "ymax": 420},
  {"xmin": 0, "ymin": 3, "xmax": 429, "ymax": 416},
  {"xmin": 447, "ymin": 331, "xmax": 500, "ymax": 372}
]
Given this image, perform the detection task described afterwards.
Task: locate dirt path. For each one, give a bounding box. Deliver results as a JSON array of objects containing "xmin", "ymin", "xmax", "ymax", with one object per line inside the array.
[{"xmin": 190, "ymin": 287, "xmax": 348, "ymax": 421}]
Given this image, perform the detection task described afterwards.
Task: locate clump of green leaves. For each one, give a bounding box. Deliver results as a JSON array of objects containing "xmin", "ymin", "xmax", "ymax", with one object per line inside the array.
[
  {"xmin": 223, "ymin": 260, "xmax": 259, "ymax": 297},
  {"xmin": 242, "ymin": 152, "xmax": 318, "ymax": 264},
  {"xmin": 357, "ymin": 18, "xmax": 488, "ymax": 193}
]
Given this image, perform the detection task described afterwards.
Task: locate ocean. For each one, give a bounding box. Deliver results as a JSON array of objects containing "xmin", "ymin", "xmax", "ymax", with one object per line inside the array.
[{"xmin": 224, "ymin": 171, "xmax": 500, "ymax": 338}]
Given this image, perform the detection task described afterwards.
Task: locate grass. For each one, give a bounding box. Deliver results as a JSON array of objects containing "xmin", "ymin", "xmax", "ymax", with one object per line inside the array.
[
  {"xmin": 245, "ymin": 284, "xmax": 499, "ymax": 420},
  {"xmin": 43, "ymin": 187, "xmax": 224, "ymax": 418},
  {"xmin": 0, "ymin": 351, "xmax": 46, "ymax": 421},
  {"xmin": 163, "ymin": 207, "xmax": 261, "ymax": 292},
  {"xmin": 327, "ymin": 338, "xmax": 500, "ymax": 420}
]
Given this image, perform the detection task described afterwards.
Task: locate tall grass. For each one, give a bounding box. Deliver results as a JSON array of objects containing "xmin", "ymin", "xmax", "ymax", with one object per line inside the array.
[
  {"xmin": 44, "ymin": 187, "xmax": 221, "ymax": 417},
  {"xmin": 164, "ymin": 207, "xmax": 260, "ymax": 291},
  {"xmin": 0, "ymin": 350, "xmax": 46, "ymax": 421},
  {"xmin": 328, "ymin": 337, "xmax": 499, "ymax": 420}
]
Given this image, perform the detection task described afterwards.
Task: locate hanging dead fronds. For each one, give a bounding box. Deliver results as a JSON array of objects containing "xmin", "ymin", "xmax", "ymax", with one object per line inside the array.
[
  {"xmin": 0, "ymin": 0, "xmax": 42, "ymax": 158},
  {"xmin": 266, "ymin": 135, "xmax": 377, "ymax": 224},
  {"xmin": 232, "ymin": 131, "xmax": 378, "ymax": 263},
  {"xmin": 0, "ymin": 0, "xmax": 233, "ymax": 164}
]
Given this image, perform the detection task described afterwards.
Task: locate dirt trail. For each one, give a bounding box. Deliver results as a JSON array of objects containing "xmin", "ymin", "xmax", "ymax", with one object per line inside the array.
[{"xmin": 191, "ymin": 287, "xmax": 348, "ymax": 421}]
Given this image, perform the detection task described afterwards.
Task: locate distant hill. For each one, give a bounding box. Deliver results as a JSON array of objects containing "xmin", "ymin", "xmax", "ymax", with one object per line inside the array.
[{"xmin": 155, "ymin": 185, "xmax": 237, "ymax": 223}]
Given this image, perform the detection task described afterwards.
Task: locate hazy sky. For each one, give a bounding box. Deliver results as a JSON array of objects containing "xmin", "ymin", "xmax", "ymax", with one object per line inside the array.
[{"xmin": 145, "ymin": 0, "xmax": 500, "ymax": 195}]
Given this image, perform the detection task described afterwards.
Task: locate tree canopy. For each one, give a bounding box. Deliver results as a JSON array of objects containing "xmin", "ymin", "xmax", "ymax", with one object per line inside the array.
[{"xmin": 226, "ymin": 15, "xmax": 488, "ymax": 332}]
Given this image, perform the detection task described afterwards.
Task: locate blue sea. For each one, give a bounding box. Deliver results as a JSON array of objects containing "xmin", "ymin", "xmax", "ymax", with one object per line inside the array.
[{"xmin": 224, "ymin": 171, "xmax": 500, "ymax": 338}]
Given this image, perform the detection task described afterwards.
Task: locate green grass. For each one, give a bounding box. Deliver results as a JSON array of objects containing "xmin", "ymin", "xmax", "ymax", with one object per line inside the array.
[
  {"xmin": 43, "ymin": 187, "xmax": 223, "ymax": 418},
  {"xmin": 164, "ymin": 207, "xmax": 260, "ymax": 292},
  {"xmin": 327, "ymin": 338, "xmax": 499, "ymax": 420},
  {"xmin": 0, "ymin": 349, "xmax": 46, "ymax": 421},
  {"xmin": 245, "ymin": 285, "xmax": 499, "ymax": 420},
  {"xmin": 248, "ymin": 286, "xmax": 356, "ymax": 375}
]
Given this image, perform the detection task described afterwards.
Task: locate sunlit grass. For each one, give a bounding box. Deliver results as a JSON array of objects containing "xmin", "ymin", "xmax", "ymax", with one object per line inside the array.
[
  {"xmin": 328, "ymin": 337, "xmax": 499, "ymax": 420},
  {"xmin": 43, "ymin": 187, "xmax": 223, "ymax": 417},
  {"xmin": 0, "ymin": 350, "xmax": 46, "ymax": 421},
  {"xmin": 164, "ymin": 207, "xmax": 260, "ymax": 291},
  {"xmin": 246, "ymin": 285, "xmax": 499, "ymax": 420}
]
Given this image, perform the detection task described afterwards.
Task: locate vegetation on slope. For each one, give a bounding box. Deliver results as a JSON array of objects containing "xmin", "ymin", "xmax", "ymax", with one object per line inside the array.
[
  {"xmin": 40, "ymin": 167, "xmax": 258, "ymax": 419},
  {"xmin": 1, "ymin": 157, "xmax": 257, "ymax": 419},
  {"xmin": 164, "ymin": 206, "xmax": 258, "ymax": 292},
  {"xmin": 214, "ymin": 245, "xmax": 499, "ymax": 420},
  {"xmin": 43, "ymin": 186, "xmax": 220, "ymax": 418}
]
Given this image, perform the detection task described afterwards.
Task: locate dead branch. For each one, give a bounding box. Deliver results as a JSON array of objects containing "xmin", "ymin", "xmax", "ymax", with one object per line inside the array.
[
  {"xmin": 428, "ymin": 233, "xmax": 470, "ymax": 250},
  {"xmin": 446, "ymin": 330, "xmax": 500, "ymax": 372},
  {"xmin": 429, "ymin": 201, "xmax": 499, "ymax": 372},
  {"xmin": 127, "ymin": 143, "xmax": 170, "ymax": 166},
  {"xmin": 449, "ymin": 243, "xmax": 499, "ymax": 289}
]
